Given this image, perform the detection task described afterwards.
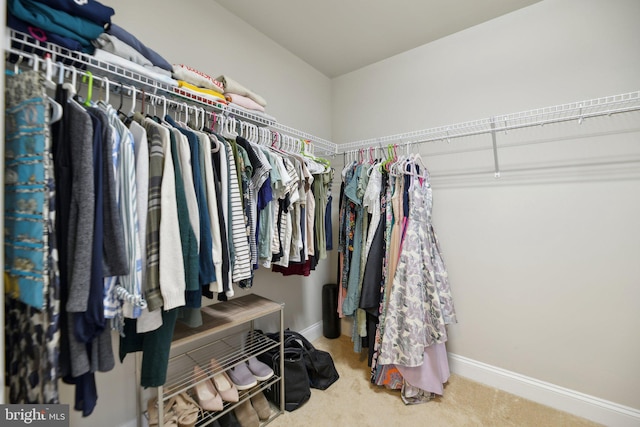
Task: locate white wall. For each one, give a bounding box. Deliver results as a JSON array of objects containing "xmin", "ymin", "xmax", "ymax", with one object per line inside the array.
[
  {"xmin": 56, "ymin": 1, "xmax": 334, "ymax": 426},
  {"xmin": 332, "ymin": 0, "xmax": 640, "ymax": 414}
]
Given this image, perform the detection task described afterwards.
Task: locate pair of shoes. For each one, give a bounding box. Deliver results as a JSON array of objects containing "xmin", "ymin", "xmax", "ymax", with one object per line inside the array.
[
  {"xmin": 147, "ymin": 396, "xmax": 178, "ymax": 427},
  {"xmin": 228, "ymin": 357, "xmax": 274, "ymax": 390},
  {"xmin": 233, "ymin": 400, "xmax": 259, "ymax": 427},
  {"xmin": 193, "ymin": 360, "xmax": 240, "ymax": 412},
  {"xmin": 233, "ymin": 392, "xmax": 271, "ymax": 427},
  {"xmin": 250, "ymin": 391, "xmax": 272, "ymax": 421}
]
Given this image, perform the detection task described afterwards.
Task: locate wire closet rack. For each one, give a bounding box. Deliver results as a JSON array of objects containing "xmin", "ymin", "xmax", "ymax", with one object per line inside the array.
[
  {"xmin": 339, "ymin": 91, "xmax": 640, "ymax": 152},
  {"xmin": 4, "ymin": 28, "xmax": 339, "ymax": 157},
  {"xmin": 338, "ymin": 90, "xmax": 640, "ymax": 177}
]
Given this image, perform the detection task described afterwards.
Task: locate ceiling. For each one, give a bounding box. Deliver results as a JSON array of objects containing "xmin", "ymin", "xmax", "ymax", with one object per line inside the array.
[{"xmin": 214, "ymin": 0, "xmax": 542, "ymax": 78}]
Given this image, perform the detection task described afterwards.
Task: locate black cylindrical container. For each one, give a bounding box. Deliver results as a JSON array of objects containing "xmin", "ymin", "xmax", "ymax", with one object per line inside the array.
[{"xmin": 322, "ymin": 283, "xmax": 341, "ymax": 339}]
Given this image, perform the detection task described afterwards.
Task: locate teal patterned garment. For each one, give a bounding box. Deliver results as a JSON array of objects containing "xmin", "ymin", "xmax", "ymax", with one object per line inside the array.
[
  {"xmin": 4, "ymin": 69, "xmax": 52, "ymax": 310},
  {"xmin": 5, "ymin": 69, "xmax": 60, "ymax": 405}
]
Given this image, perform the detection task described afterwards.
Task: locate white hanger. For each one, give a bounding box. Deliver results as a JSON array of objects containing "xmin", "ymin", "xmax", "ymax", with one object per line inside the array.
[
  {"xmin": 62, "ymin": 66, "xmax": 77, "ymax": 97},
  {"xmin": 129, "ymin": 86, "xmax": 137, "ymax": 114},
  {"xmin": 57, "ymin": 61, "xmax": 65, "ymax": 85},
  {"xmin": 102, "ymin": 77, "xmax": 111, "ymax": 104}
]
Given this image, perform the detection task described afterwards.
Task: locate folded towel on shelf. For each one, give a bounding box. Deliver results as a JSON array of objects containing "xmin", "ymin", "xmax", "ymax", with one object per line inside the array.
[
  {"xmin": 224, "ymin": 93, "xmax": 265, "ymax": 113},
  {"xmin": 177, "ymin": 81, "xmax": 226, "ymax": 101},
  {"xmin": 107, "ymin": 24, "xmax": 172, "ymax": 72},
  {"xmin": 172, "ymin": 64, "xmax": 224, "ymax": 94},
  {"xmin": 93, "ymin": 33, "xmax": 172, "ymax": 77},
  {"xmin": 92, "ymin": 49, "xmax": 178, "ymax": 87},
  {"xmin": 35, "ymin": 0, "xmax": 114, "ymax": 27},
  {"xmin": 215, "ymin": 74, "xmax": 267, "ymax": 108},
  {"xmin": 8, "ymin": 0, "xmax": 105, "ymax": 51}
]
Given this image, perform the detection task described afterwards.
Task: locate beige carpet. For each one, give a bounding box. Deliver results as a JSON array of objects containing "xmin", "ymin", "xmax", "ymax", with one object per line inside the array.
[{"xmin": 267, "ymin": 335, "xmax": 601, "ymax": 427}]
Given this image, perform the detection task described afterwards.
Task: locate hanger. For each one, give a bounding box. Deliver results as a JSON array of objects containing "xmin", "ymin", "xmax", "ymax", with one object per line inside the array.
[
  {"xmin": 129, "ymin": 86, "xmax": 137, "ymax": 115},
  {"xmin": 13, "ymin": 54, "xmax": 24, "ymax": 74},
  {"xmin": 62, "ymin": 66, "xmax": 77, "ymax": 97},
  {"xmin": 81, "ymin": 71, "xmax": 93, "ymax": 106},
  {"xmin": 56, "ymin": 61, "xmax": 65, "ymax": 85},
  {"xmin": 140, "ymin": 89, "xmax": 146, "ymax": 115}
]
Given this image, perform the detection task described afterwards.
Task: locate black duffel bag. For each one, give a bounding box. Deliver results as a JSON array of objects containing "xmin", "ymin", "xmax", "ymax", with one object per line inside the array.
[
  {"xmin": 258, "ymin": 329, "xmax": 339, "ymax": 399},
  {"xmin": 282, "ymin": 330, "xmax": 340, "ymax": 390},
  {"xmin": 259, "ymin": 345, "xmax": 311, "ymax": 412}
]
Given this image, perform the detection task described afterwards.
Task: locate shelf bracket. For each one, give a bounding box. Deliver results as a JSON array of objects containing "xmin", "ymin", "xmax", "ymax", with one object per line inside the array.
[{"xmin": 489, "ymin": 117, "xmax": 501, "ymax": 178}]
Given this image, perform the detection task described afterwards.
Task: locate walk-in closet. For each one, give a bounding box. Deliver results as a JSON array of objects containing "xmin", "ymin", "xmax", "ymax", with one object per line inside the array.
[{"xmin": 3, "ymin": 1, "xmax": 639, "ymax": 426}]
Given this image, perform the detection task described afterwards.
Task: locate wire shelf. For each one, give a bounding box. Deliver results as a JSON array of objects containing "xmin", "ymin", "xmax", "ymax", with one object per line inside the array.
[
  {"xmin": 5, "ymin": 28, "xmax": 337, "ymax": 156},
  {"xmin": 339, "ymin": 91, "xmax": 640, "ymax": 153}
]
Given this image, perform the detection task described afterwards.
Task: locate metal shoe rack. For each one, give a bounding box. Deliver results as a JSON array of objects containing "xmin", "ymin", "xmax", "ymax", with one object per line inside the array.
[{"xmin": 143, "ymin": 294, "xmax": 285, "ymax": 427}]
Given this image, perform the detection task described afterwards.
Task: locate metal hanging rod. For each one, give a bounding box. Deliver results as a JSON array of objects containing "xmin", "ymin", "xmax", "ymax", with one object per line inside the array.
[
  {"xmin": 339, "ymin": 90, "xmax": 640, "ymax": 153},
  {"xmin": 5, "ymin": 28, "xmax": 338, "ymax": 156}
]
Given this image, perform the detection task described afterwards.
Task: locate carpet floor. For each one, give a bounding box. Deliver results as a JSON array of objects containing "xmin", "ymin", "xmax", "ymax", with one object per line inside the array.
[{"xmin": 267, "ymin": 335, "xmax": 601, "ymax": 427}]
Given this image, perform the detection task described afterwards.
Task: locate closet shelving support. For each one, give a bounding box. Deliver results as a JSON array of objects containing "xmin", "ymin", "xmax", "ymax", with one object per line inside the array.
[
  {"xmin": 339, "ymin": 90, "xmax": 640, "ymax": 171},
  {"xmin": 4, "ymin": 28, "xmax": 338, "ymax": 156}
]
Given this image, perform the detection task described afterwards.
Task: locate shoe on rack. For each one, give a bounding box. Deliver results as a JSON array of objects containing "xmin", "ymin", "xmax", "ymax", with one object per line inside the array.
[
  {"xmin": 227, "ymin": 363, "xmax": 258, "ymax": 391},
  {"xmin": 147, "ymin": 396, "xmax": 179, "ymax": 427},
  {"xmin": 174, "ymin": 392, "xmax": 202, "ymax": 427},
  {"xmin": 192, "ymin": 365, "xmax": 224, "ymax": 412},
  {"xmin": 209, "ymin": 358, "xmax": 239, "ymax": 403},
  {"xmin": 233, "ymin": 400, "xmax": 259, "ymax": 427},
  {"xmin": 245, "ymin": 356, "xmax": 274, "ymax": 381},
  {"xmin": 250, "ymin": 391, "xmax": 272, "ymax": 421}
]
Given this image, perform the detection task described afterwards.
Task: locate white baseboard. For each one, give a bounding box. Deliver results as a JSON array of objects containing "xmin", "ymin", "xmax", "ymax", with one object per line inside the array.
[
  {"xmin": 448, "ymin": 353, "xmax": 640, "ymax": 427},
  {"xmin": 299, "ymin": 320, "xmax": 324, "ymax": 343}
]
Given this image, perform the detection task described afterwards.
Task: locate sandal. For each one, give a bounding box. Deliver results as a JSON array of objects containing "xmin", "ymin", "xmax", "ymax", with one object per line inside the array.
[
  {"xmin": 174, "ymin": 392, "xmax": 202, "ymax": 427},
  {"xmin": 147, "ymin": 396, "xmax": 179, "ymax": 427}
]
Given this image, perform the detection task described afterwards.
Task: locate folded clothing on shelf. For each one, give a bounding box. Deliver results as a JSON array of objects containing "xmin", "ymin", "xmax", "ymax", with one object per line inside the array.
[
  {"xmin": 8, "ymin": 0, "xmax": 107, "ymax": 52},
  {"xmin": 7, "ymin": 13, "xmax": 85, "ymax": 54},
  {"xmin": 224, "ymin": 93, "xmax": 265, "ymax": 113},
  {"xmin": 178, "ymin": 81, "xmax": 226, "ymax": 101},
  {"xmin": 91, "ymin": 49, "xmax": 178, "ymax": 87},
  {"xmin": 35, "ymin": 0, "xmax": 114, "ymax": 27},
  {"xmin": 107, "ymin": 24, "xmax": 173, "ymax": 72},
  {"xmin": 173, "ymin": 85, "xmax": 228, "ymax": 107},
  {"xmin": 173, "ymin": 64, "xmax": 225, "ymax": 94},
  {"xmin": 93, "ymin": 33, "xmax": 172, "ymax": 77},
  {"xmin": 215, "ymin": 75, "xmax": 267, "ymax": 108}
]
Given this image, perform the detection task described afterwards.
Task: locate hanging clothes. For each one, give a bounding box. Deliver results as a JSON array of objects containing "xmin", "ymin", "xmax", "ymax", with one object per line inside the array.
[
  {"xmin": 338, "ymin": 152, "xmax": 457, "ymax": 402},
  {"xmin": 4, "ymin": 59, "xmax": 334, "ymax": 416},
  {"xmin": 4, "ymin": 70, "xmax": 60, "ymax": 404}
]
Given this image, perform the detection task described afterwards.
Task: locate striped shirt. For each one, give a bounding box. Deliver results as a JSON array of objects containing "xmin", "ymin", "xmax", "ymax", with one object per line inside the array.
[{"xmin": 226, "ymin": 139, "xmax": 252, "ymax": 283}]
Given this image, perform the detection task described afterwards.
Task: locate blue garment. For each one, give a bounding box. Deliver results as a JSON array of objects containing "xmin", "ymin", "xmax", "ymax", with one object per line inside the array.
[
  {"xmin": 4, "ymin": 72, "xmax": 49, "ymax": 310},
  {"xmin": 164, "ymin": 116, "xmax": 216, "ymax": 286},
  {"xmin": 36, "ymin": 0, "xmax": 114, "ymax": 26},
  {"xmin": 342, "ymin": 165, "xmax": 364, "ymax": 317},
  {"xmin": 7, "ymin": 12, "xmax": 85, "ymax": 52},
  {"xmin": 107, "ymin": 24, "xmax": 173, "ymax": 72},
  {"xmin": 8, "ymin": 0, "xmax": 104, "ymax": 52}
]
